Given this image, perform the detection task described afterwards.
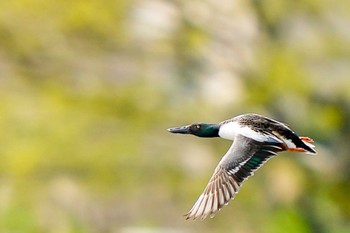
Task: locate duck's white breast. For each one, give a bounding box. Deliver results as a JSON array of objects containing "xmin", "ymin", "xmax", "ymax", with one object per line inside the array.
[
  {"xmin": 218, "ymin": 121, "xmax": 281, "ymax": 143},
  {"xmin": 218, "ymin": 121, "xmax": 239, "ymax": 140}
]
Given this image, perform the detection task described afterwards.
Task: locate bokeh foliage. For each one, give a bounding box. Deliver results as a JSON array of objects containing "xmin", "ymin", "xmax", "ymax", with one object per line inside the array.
[{"xmin": 0, "ymin": 0, "xmax": 349, "ymax": 232}]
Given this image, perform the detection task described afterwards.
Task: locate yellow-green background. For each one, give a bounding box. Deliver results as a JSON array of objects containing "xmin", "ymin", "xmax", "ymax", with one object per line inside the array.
[{"xmin": 0, "ymin": 0, "xmax": 349, "ymax": 232}]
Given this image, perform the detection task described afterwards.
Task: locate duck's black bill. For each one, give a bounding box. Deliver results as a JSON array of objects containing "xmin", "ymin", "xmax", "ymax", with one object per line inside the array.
[{"xmin": 167, "ymin": 125, "xmax": 190, "ymax": 134}]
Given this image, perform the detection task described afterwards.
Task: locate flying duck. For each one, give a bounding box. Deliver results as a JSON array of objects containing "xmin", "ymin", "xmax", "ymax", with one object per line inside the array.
[{"xmin": 168, "ymin": 113, "xmax": 316, "ymax": 220}]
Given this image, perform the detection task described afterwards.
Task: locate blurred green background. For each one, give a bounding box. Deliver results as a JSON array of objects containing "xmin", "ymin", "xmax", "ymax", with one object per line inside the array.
[{"xmin": 0, "ymin": 0, "xmax": 349, "ymax": 232}]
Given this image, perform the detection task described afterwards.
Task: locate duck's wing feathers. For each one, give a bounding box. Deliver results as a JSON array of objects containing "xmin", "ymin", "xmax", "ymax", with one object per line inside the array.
[{"xmin": 185, "ymin": 134, "xmax": 285, "ymax": 220}]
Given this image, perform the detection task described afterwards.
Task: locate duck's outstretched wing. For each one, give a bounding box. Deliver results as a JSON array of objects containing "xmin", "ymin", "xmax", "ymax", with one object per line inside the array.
[{"xmin": 185, "ymin": 134, "xmax": 285, "ymax": 220}]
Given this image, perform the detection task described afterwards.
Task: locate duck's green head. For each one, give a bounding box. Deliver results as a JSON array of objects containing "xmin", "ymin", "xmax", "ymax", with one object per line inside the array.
[{"xmin": 168, "ymin": 123, "xmax": 220, "ymax": 138}]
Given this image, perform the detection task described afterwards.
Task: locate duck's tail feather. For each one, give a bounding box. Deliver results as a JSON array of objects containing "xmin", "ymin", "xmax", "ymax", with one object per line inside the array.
[{"xmin": 299, "ymin": 136, "xmax": 317, "ymax": 155}]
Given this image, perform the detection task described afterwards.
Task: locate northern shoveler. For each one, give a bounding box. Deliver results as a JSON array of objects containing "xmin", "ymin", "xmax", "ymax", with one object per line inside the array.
[{"xmin": 168, "ymin": 113, "xmax": 316, "ymax": 220}]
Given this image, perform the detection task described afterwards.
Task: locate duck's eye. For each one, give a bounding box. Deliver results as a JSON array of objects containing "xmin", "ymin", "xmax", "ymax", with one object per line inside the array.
[{"xmin": 195, "ymin": 125, "xmax": 201, "ymax": 129}]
